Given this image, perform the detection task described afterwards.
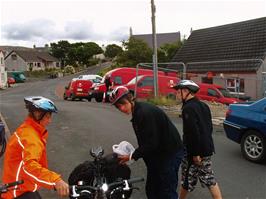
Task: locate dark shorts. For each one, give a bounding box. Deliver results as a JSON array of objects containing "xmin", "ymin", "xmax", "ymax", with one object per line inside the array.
[
  {"xmin": 181, "ymin": 156, "xmax": 217, "ymax": 192},
  {"xmin": 15, "ymin": 191, "xmax": 41, "ymax": 199}
]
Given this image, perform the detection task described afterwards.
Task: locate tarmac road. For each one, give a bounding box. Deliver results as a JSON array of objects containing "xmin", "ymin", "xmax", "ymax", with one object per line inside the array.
[{"xmin": 0, "ymin": 65, "xmax": 265, "ymax": 199}]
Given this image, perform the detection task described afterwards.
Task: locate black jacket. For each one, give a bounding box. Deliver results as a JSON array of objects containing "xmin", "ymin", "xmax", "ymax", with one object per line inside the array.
[
  {"xmin": 182, "ymin": 97, "xmax": 215, "ymax": 157},
  {"xmin": 131, "ymin": 102, "xmax": 183, "ymax": 161}
]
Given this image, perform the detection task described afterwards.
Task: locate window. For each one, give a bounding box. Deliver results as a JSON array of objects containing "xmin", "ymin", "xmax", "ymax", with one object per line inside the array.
[
  {"xmin": 114, "ymin": 76, "xmax": 122, "ymax": 85},
  {"xmin": 138, "ymin": 77, "xmax": 153, "ymax": 87},
  {"xmin": 11, "ymin": 54, "xmax": 17, "ymax": 60},
  {"xmin": 226, "ymin": 78, "xmax": 244, "ymax": 92},
  {"xmin": 0, "ymin": 57, "xmax": 3, "ymax": 64},
  {"xmin": 37, "ymin": 63, "xmax": 41, "ymax": 67},
  {"xmin": 207, "ymin": 89, "xmax": 219, "ymax": 97}
]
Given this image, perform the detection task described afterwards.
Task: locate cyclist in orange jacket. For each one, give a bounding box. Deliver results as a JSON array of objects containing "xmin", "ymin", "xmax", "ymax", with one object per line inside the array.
[{"xmin": 2, "ymin": 96, "xmax": 69, "ymax": 199}]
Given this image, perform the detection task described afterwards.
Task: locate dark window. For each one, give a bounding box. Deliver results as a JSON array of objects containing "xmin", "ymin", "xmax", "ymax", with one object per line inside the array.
[
  {"xmin": 11, "ymin": 54, "xmax": 17, "ymax": 60},
  {"xmin": 37, "ymin": 63, "xmax": 41, "ymax": 67},
  {"xmin": 139, "ymin": 77, "xmax": 153, "ymax": 87},
  {"xmin": 114, "ymin": 76, "xmax": 122, "ymax": 85},
  {"xmin": 207, "ymin": 89, "xmax": 218, "ymax": 97}
]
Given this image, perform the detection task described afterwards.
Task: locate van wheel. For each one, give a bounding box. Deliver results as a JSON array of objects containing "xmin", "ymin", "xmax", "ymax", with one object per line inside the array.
[
  {"xmin": 63, "ymin": 93, "xmax": 68, "ymax": 100},
  {"xmin": 241, "ymin": 130, "xmax": 266, "ymax": 163},
  {"xmin": 95, "ymin": 94, "xmax": 103, "ymax": 102},
  {"xmin": 70, "ymin": 94, "xmax": 75, "ymax": 101}
]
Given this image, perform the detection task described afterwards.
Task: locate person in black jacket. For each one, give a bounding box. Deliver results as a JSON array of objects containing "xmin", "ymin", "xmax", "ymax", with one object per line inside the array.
[
  {"xmin": 109, "ymin": 86, "xmax": 184, "ymax": 199},
  {"xmin": 173, "ymin": 80, "xmax": 222, "ymax": 199}
]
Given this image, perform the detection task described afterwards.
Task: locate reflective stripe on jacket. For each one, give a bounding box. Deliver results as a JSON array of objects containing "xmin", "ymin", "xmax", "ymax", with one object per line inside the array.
[{"xmin": 2, "ymin": 117, "xmax": 61, "ymax": 199}]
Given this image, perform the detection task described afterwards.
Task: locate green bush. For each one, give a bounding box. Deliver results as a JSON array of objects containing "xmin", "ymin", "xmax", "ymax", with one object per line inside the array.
[
  {"xmin": 64, "ymin": 65, "xmax": 75, "ymax": 74},
  {"xmin": 146, "ymin": 96, "xmax": 176, "ymax": 106}
]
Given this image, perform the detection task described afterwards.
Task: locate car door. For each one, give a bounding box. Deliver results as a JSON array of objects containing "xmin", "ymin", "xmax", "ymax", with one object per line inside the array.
[
  {"xmin": 136, "ymin": 77, "xmax": 154, "ymax": 98},
  {"xmin": 258, "ymin": 100, "xmax": 266, "ymax": 135}
]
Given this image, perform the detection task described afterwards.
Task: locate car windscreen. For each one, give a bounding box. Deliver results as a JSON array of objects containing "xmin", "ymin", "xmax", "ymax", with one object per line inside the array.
[
  {"xmin": 218, "ymin": 88, "xmax": 233, "ymax": 97},
  {"xmin": 19, "ymin": 74, "xmax": 26, "ymax": 79}
]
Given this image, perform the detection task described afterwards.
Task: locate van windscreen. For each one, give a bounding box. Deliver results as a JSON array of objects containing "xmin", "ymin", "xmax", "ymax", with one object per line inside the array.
[
  {"xmin": 218, "ymin": 88, "xmax": 233, "ymax": 97},
  {"xmin": 127, "ymin": 75, "xmax": 144, "ymax": 85}
]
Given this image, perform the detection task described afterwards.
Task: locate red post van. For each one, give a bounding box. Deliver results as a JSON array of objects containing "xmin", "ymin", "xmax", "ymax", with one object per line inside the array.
[
  {"xmin": 89, "ymin": 67, "xmax": 175, "ymax": 102},
  {"xmin": 196, "ymin": 83, "xmax": 242, "ymax": 105},
  {"xmin": 114, "ymin": 74, "xmax": 180, "ymax": 99},
  {"xmin": 64, "ymin": 79, "xmax": 93, "ymax": 101}
]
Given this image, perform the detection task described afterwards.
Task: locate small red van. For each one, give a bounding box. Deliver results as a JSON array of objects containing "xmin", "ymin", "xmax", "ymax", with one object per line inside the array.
[
  {"xmin": 64, "ymin": 79, "xmax": 93, "ymax": 101},
  {"xmin": 196, "ymin": 83, "xmax": 242, "ymax": 105},
  {"xmin": 90, "ymin": 67, "xmax": 175, "ymax": 102}
]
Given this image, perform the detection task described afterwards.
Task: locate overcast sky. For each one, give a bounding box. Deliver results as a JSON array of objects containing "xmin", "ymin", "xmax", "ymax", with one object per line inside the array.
[{"xmin": 0, "ymin": 0, "xmax": 265, "ymax": 48}]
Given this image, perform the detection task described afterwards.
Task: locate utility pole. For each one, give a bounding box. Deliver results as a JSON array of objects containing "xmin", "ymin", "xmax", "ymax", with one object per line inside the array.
[{"xmin": 151, "ymin": 0, "xmax": 158, "ymax": 97}]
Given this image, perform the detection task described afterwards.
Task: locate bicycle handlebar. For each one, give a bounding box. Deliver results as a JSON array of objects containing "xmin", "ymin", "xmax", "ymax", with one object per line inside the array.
[
  {"xmin": 0, "ymin": 180, "xmax": 24, "ymax": 192},
  {"xmin": 108, "ymin": 177, "xmax": 144, "ymax": 188},
  {"xmin": 70, "ymin": 177, "xmax": 144, "ymax": 197}
]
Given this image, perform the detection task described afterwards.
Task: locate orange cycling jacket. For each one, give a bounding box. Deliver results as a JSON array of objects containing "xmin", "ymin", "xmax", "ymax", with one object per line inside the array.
[{"xmin": 2, "ymin": 116, "xmax": 61, "ymax": 199}]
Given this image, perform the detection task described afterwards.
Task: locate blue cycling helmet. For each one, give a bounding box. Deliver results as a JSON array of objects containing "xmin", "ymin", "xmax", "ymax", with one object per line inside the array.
[{"xmin": 24, "ymin": 96, "xmax": 58, "ymax": 113}]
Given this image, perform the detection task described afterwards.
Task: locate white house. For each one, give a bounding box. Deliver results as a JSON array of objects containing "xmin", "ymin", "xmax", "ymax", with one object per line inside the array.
[{"xmin": 0, "ymin": 50, "xmax": 7, "ymax": 89}]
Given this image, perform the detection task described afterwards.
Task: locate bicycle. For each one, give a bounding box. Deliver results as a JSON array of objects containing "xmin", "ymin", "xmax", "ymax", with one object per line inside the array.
[
  {"xmin": 0, "ymin": 180, "xmax": 24, "ymax": 198},
  {"xmin": 68, "ymin": 146, "xmax": 144, "ymax": 199}
]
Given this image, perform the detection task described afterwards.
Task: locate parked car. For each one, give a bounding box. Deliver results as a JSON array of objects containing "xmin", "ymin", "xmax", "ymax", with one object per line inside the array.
[
  {"xmin": 7, "ymin": 77, "xmax": 16, "ymax": 87},
  {"xmin": 223, "ymin": 97, "xmax": 266, "ymax": 163},
  {"xmin": 123, "ymin": 75, "xmax": 180, "ymax": 99},
  {"xmin": 64, "ymin": 79, "xmax": 93, "ymax": 101},
  {"xmin": 196, "ymin": 83, "xmax": 242, "ymax": 105},
  {"xmin": 89, "ymin": 67, "xmax": 174, "ymax": 102},
  {"xmin": 7, "ymin": 71, "xmax": 26, "ymax": 83}
]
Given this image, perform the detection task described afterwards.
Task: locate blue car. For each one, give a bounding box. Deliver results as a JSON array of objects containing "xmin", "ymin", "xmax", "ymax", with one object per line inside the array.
[{"xmin": 223, "ymin": 97, "xmax": 266, "ymax": 163}]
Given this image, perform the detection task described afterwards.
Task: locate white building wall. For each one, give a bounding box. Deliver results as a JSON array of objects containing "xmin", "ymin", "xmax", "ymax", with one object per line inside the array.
[{"xmin": 0, "ymin": 51, "xmax": 7, "ymax": 88}]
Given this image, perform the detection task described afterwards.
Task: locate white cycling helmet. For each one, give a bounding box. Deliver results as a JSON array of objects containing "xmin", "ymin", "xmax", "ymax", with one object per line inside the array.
[{"xmin": 173, "ymin": 80, "xmax": 200, "ymax": 93}]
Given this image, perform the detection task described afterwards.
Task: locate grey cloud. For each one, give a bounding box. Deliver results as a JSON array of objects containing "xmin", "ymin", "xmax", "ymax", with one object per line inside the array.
[
  {"xmin": 64, "ymin": 20, "xmax": 94, "ymax": 40},
  {"xmin": 2, "ymin": 19, "xmax": 56, "ymax": 40},
  {"xmin": 2, "ymin": 19, "xmax": 129, "ymax": 44},
  {"xmin": 107, "ymin": 27, "xmax": 129, "ymax": 41}
]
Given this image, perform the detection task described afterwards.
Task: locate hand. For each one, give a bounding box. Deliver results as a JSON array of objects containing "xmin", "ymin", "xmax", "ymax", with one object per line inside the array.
[
  {"xmin": 118, "ymin": 155, "xmax": 130, "ymax": 164},
  {"xmin": 193, "ymin": 156, "xmax": 202, "ymax": 165},
  {"xmin": 54, "ymin": 179, "xmax": 69, "ymax": 197}
]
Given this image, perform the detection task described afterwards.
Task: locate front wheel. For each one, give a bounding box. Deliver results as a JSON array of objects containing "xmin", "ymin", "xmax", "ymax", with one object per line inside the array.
[
  {"xmin": 63, "ymin": 93, "xmax": 68, "ymax": 100},
  {"xmin": 241, "ymin": 130, "xmax": 266, "ymax": 163}
]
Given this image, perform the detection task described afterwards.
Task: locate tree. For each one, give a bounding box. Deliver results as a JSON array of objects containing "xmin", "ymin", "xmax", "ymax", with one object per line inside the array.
[
  {"xmin": 67, "ymin": 42, "xmax": 103, "ymax": 67},
  {"xmin": 50, "ymin": 40, "xmax": 71, "ymax": 67},
  {"xmin": 158, "ymin": 40, "xmax": 184, "ymax": 62},
  {"xmin": 104, "ymin": 44, "xmax": 123, "ymax": 58},
  {"xmin": 116, "ymin": 37, "xmax": 152, "ymax": 66}
]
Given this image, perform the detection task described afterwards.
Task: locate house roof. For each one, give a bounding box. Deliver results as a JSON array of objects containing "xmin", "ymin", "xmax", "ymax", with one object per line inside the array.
[
  {"xmin": 132, "ymin": 32, "xmax": 181, "ymax": 48},
  {"xmin": 5, "ymin": 50, "xmax": 59, "ymax": 62},
  {"xmin": 171, "ymin": 17, "xmax": 266, "ymax": 73}
]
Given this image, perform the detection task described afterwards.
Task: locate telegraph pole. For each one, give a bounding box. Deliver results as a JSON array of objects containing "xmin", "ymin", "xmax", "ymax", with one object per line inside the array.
[{"xmin": 151, "ymin": 0, "xmax": 158, "ymax": 97}]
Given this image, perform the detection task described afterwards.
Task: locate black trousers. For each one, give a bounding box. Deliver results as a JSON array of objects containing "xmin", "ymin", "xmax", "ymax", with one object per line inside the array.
[{"xmin": 15, "ymin": 192, "xmax": 41, "ymax": 199}]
